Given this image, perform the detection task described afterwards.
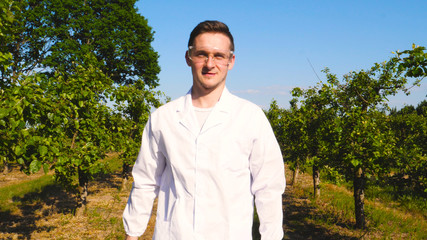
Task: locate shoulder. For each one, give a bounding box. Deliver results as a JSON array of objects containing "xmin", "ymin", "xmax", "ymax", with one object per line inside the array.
[
  {"xmin": 147, "ymin": 95, "xmax": 186, "ymax": 134},
  {"xmin": 225, "ymin": 92, "xmax": 274, "ymax": 137}
]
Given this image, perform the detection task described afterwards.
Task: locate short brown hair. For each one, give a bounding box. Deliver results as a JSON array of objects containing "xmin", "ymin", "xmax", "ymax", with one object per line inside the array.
[{"xmin": 188, "ymin": 20, "xmax": 235, "ymax": 51}]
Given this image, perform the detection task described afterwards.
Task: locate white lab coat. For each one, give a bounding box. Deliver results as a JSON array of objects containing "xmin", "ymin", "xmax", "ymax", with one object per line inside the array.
[{"xmin": 123, "ymin": 87, "xmax": 285, "ymax": 240}]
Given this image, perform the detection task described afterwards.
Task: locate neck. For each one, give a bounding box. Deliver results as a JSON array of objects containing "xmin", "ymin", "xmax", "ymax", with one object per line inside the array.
[{"xmin": 191, "ymin": 85, "xmax": 225, "ymax": 108}]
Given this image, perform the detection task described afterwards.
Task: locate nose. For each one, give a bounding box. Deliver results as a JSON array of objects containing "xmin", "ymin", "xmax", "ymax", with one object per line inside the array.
[{"xmin": 205, "ymin": 56, "xmax": 215, "ymax": 68}]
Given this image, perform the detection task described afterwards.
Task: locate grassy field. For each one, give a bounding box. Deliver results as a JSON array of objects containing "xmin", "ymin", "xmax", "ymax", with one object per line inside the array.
[{"xmin": 0, "ymin": 157, "xmax": 426, "ymax": 239}]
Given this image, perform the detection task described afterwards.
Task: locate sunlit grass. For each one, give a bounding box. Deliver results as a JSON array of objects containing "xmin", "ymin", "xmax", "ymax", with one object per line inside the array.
[
  {"xmin": 365, "ymin": 183, "xmax": 427, "ymax": 216},
  {"xmin": 0, "ymin": 173, "xmax": 54, "ymax": 212},
  {"xmin": 2, "ymin": 160, "xmax": 426, "ymax": 239},
  {"xmin": 102, "ymin": 152, "xmax": 122, "ymax": 173},
  {"xmin": 294, "ymin": 173, "xmax": 427, "ymax": 239},
  {"xmin": 311, "ymin": 184, "xmax": 355, "ymax": 227}
]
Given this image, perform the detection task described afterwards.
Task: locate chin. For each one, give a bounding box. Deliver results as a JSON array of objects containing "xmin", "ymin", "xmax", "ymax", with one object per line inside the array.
[{"xmin": 202, "ymin": 82, "xmax": 223, "ymax": 90}]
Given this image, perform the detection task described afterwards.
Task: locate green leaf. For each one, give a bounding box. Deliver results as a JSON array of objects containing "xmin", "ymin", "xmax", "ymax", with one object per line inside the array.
[
  {"xmin": 0, "ymin": 108, "xmax": 9, "ymax": 118},
  {"xmin": 51, "ymin": 146, "xmax": 60, "ymax": 156},
  {"xmin": 47, "ymin": 112, "xmax": 54, "ymax": 120},
  {"xmin": 9, "ymin": 118, "xmax": 18, "ymax": 128},
  {"xmin": 38, "ymin": 145, "xmax": 48, "ymax": 156},
  {"xmin": 54, "ymin": 116, "xmax": 61, "ymax": 124},
  {"xmin": 17, "ymin": 158, "xmax": 24, "ymax": 165},
  {"xmin": 14, "ymin": 145, "xmax": 22, "ymax": 156},
  {"xmin": 43, "ymin": 163, "xmax": 49, "ymax": 174},
  {"xmin": 351, "ymin": 159, "xmax": 360, "ymax": 167},
  {"xmin": 21, "ymin": 129, "xmax": 29, "ymax": 137},
  {"xmin": 16, "ymin": 105, "xmax": 24, "ymax": 115},
  {"xmin": 29, "ymin": 160, "xmax": 42, "ymax": 173}
]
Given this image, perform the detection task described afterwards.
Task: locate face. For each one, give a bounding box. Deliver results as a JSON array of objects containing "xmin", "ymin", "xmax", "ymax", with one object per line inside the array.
[{"xmin": 186, "ymin": 32, "xmax": 235, "ymax": 94}]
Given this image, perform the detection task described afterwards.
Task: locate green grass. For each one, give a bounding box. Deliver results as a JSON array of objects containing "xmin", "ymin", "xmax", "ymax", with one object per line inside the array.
[
  {"xmin": 0, "ymin": 157, "xmax": 129, "ymax": 239},
  {"xmin": 102, "ymin": 152, "xmax": 122, "ymax": 172},
  {"xmin": 297, "ymin": 175, "xmax": 427, "ymax": 239},
  {"xmin": 3, "ymin": 160, "xmax": 426, "ymax": 239},
  {"xmin": 365, "ymin": 183, "xmax": 427, "ymax": 216},
  {"xmin": 0, "ymin": 173, "xmax": 55, "ymax": 212},
  {"xmin": 313, "ymin": 185, "xmax": 355, "ymax": 227}
]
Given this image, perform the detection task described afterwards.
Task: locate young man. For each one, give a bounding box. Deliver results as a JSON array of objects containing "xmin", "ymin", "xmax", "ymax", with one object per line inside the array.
[{"xmin": 123, "ymin": 20, "xmax": 285, "ymax": 240}]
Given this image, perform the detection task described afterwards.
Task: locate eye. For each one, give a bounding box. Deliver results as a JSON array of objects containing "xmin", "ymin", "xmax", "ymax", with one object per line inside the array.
[
  {"xmin": 194, "ymin": 51, "xmax": 208, "ymax": 58},
  {"xmin": 214, "ymin": 53, "xmax": 226, "ymax": 59}
]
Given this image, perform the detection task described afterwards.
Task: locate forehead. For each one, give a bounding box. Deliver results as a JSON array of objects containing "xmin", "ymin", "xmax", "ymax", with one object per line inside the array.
[{"xmin": 193, "ymin": 32, "xmax": 231, "ymax": 50}]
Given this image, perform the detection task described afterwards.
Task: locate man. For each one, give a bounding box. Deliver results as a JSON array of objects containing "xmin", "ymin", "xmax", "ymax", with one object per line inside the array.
[{"xmin": 123, "ymin": 20, "xmax": 285, "ymax": 240}]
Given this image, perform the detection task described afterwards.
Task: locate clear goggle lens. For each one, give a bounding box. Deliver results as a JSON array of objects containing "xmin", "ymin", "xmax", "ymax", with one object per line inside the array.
[{"xmin": 188, "ymin": 46, "xmax": 233, "ymax": 65}]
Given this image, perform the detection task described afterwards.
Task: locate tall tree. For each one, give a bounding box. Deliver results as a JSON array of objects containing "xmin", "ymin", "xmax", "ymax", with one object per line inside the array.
[
  {"xmin": 111, "ymin": 79, "xmax": 163, "ymax": 188},
  {"xmin": 51, "ymin": 54, "xmax": 113, "ymax": 207},
  {"xmin": 1, "ymin": 0, "xmax": 162, "ymax": 207},
  {"xmin": 267, "ymin": 99, "xmax": 310, "ymax": 185},
  {"xmin": 291, "ymin": 82, "xmax": 338, "ymax": 198},
  {"xmin": 3, "ymin": 0, "xmax": 160, "ymax": 86},
  {"xmin": 325, "ymin": 45, "xmax": 426, "ymax": 228}
]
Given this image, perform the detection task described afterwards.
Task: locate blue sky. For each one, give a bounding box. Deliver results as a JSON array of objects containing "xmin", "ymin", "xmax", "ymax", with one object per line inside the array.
[{"xmin": 136, "ymin": 0, "xmax": 427, "ymax": 110}]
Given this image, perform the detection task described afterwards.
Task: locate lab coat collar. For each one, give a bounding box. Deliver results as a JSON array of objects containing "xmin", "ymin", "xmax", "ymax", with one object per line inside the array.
[{"xmin": 177, "ymin": 87, "xmax": 233, "ymax": 136}]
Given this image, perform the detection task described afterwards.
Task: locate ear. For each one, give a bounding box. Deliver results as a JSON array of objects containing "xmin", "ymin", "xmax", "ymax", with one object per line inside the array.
[
  {"xmin": 185, "ymin": 51, "xmax": 192, "ymax": 66},
  {"xmin": 227, "ymin": 54, "xmax": 236, "ymax": 70}
]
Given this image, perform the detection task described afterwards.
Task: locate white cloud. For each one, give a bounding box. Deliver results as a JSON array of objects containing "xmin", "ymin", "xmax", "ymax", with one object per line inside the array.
[
  {"xmin": 233, "ymin": 89, "xmax": 260, "ymax": 94},
  {"xmin": 232, "ymin": 85, "xmax": 293, "ymax": 96}
]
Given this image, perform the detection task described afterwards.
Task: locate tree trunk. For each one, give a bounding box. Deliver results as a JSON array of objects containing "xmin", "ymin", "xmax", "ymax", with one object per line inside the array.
[
  {"xmin": 2, "ymin": 161, "xmax": 9, "ymax": 174},
  {"xmin": 122, "ymin": 162, "xmax": 130, "ymax": 190},
  {"xmin": 354, "ymin": 167, "xmax": 366, "ymax": 229},
  {"xmin": 313, "ymin": 165, "xmax": 320, "ymax": 198},
  {"xmin": 291, "ymin": 163, "xmax": 300, "ymax": 185},
  {"xmin": 78, "ymin": 167, "xmax": 88, "ymax": 207}
]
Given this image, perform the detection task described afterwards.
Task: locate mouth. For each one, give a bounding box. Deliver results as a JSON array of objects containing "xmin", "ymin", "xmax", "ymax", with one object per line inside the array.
[{"xmin": 202, "ymin": 72, "xmax": 216, "ymax": 77}]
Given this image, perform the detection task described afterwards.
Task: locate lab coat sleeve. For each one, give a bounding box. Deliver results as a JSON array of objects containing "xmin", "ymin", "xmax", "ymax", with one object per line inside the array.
[
  {"xmin": 250, "ymin": 110, "xmax": 286, "ymax": 240},
  {"xmin": 123, "ymin": 116, "xmax": 166, "ymax": 237}
]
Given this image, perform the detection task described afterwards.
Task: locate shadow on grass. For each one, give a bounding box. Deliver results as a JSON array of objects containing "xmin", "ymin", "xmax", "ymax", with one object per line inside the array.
[
  {"xmin": 91, "ymin": 172, "xmax": 124, "ymax": 194},
  {"xmin": 282, "ymin": 186, "xmax": 359, "ymax": 240},
  {"xmin": 0, "ymin": 183, "xmax": 76, "ymax": 239}
]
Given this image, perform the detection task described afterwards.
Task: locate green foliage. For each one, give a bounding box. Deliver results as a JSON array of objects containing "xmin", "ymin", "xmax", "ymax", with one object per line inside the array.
[
  {"xmin": 51, "ymin": 55, "xmax": 113, "ymax": 191},
  {"xmin": 1, "ymin": 0, "xmax": 163, "ymax": 205},
  {"xmin": 0, "ymin": 74, "xmax": 60, "ymax": 174},
  {"xmin": 4, "ymin": 0, "xmax": 160, "ymax": 87},
  {"xmin": 266, "ymin": 44, "xmax": 427, "ymax": 228},
  {"xmin": 290, "ymin": 82, "xmax": 339, "ymax": 169},
  {"xmin": 322, "ymin": 165, "xmax": 345, "ymax": 185},
  {"xmin": 322, "ymin": 45, "xmax": 425, "ymax": 195},
  {"xmin": 396, "ymin": 44, "xmax": 427, "ymax": 79},
  {"xmin": 0, "ymin": 0, "xmax": 16, "ymax": 73},
  {"xmin": 388, "ymin": 102, "xmax": 427, "ymax": 194},
  {"xmin": 111, "ymin": 79, "xmax": 162, "ymax": 169}
]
